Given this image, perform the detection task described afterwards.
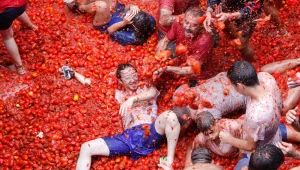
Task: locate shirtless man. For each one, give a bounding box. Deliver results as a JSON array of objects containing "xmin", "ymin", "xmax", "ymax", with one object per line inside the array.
[
  {"xmin": 158, "ymin": 147, "xmax": 222, "ymax": 170},
  {"xmin": 64, "ymin": 0, "xmax": 139, "ymax": 32},
  {"xmin": 76, "ymin": 106, "xmax": 193, "ymax": 170}
]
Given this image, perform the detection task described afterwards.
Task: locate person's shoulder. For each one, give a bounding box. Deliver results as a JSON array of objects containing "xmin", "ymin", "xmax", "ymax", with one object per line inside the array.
[
  {"xmin": 258, "ymin": 72, "xmax": 275, "ymax": 81},
  {"xmin": 138, "ymin": 81, "xmax": 155, "ymax": 89}
]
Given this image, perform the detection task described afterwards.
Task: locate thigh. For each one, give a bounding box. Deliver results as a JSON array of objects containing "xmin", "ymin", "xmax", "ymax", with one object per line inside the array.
[
  {"xmin": 0, "ymin": 4, "xmax": 26, "ymax": 30},
  {"xmin": 103, "ymin": 135, "xmax": 132, "ymax": 157}
]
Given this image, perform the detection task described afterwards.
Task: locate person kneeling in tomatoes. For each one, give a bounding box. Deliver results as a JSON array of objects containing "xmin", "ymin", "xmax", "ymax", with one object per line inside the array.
[{"xmin": 76, "ymin": 106, "xmax": 193, "ymax": 170}]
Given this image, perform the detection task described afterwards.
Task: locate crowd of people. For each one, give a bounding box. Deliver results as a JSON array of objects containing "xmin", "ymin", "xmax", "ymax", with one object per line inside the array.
[{"xmin": 1, "ymin": 0, "xmax": 300, "ymax": 170}]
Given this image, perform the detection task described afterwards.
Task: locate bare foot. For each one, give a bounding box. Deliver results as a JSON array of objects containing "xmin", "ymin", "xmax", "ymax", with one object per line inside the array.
[{"xmin": 22, "ymin": 24, "xmax": 38, "ymax": 31}]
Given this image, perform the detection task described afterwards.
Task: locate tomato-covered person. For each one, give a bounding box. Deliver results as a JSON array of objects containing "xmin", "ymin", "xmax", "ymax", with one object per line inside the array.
[
  {"xmin": 173, "ymin": 72, "xmax": 246, "ymax": 120},
  {"xmin": 157, "ymin": 0, "xmax": 199, "ymax": 58},
  {"xmin": 192, "ymin": 111, "xmax": 300, "ymax": 159},
  {"xmin": 203, "ymin": 0, "xmax": 263, "ymax": 61},
  {"xmin": 76, "ymin": 107, "xmax": 193, "ymax": 170},
  {"xmin": 115, "ymin": 63, "xmax": 159, "ymax": 129},
  {"xmin": 65, "ymin": 0, "xmax": 156, "ymax": 46},
  {"xmin": 155, "ymin": 7, "xmax": 213, "ymax": 80},
  {"xmin": 221, "ymin": 61, "xmax": 282, "ymax": 169},
  {"xmin": 158, "ymin": 147, "xmax": 222, "ymax": 170},
  {"xmin": 236, "ymin": 144, "xmax": 284, "ymax": 170},
  {"xmin": 172, "ymin": 57, "xmax": 300, "ymax": 119},
  {"xmin": 0, "ymin": 0, "xmax": 37, "ymax": 74}
]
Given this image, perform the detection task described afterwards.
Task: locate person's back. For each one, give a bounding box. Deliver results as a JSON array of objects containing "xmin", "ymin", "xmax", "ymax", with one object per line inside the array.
[{"xmin": 174, "ymin": 72, "xmax": 246, "ymax": 119}]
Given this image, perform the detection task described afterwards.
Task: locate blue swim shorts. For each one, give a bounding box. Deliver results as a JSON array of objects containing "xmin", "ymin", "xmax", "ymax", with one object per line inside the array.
[{"xmin": 103, "ymin": 120, "xmax": 166, "ymax": 161}]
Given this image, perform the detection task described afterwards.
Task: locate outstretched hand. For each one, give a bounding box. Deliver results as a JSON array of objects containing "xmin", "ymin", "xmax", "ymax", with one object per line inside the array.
[
  {"xmin": 123, "ymin": 11, "xmax": 137, "ymax": 25},
  {"xmin": 286, "ymin": 107, "xmax": 299, "ymax": 124},
  {"xmin": 287, "ymin": 72, "xmax": 300, "ymax": 88},
  {"xmin": 276, "ymin": 142, "xmax": 296, "ymax": 157},
  {"xmin": 129, "ymin": 5, "xmax": 140, "ymax": 15},
  {"xmin": 203, "ymin": 12, "xmax": 212, "ymax": 32}
]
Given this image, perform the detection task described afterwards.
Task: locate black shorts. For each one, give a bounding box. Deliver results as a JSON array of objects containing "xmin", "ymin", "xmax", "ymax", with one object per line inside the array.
[{"xmin": 0, "ymin": 4, "xmax": 27, "ymax": 30}]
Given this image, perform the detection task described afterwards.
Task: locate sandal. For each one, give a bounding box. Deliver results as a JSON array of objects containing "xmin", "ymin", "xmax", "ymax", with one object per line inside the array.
[
  {"xmin": 64, "ymin": 0, "xmax": 86, "ymax": 14},
  {"xmin": 15, "ymin": 65, "xmax": 26, "ymax": 75},
  {"xmin": 59, "ymin": 66, "xmax": 75, "ymax": 80}
]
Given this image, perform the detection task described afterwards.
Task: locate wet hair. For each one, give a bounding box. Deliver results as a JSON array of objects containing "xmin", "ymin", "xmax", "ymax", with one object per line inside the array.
[
  {"xmin": 171, "ymin": 106, "xmax": 191, "ymax": 125},
  {"xmin": 191, "ymin": 147, "xmax": 212, "ymax": 164},
  {"xmin": 227, "ymin": 61, "xmax": 259, "ymax": 87},
  {"xmin": 248, "ymin": 144, "xmax": 284, "ymax": 170},
  {"xmin": 132, "ymin": 11, "xmax": 156, "ymax": 45},
  {"xmin": 195, "ymin": 111, "xmax": 215, "ymax": 132},
  {"xmin": 116, "ymin": 63, "xmax": 137, "ymax": 80},
  {"xmin": 185, "ymin": 6, "xmax": 205, "ymax": 18}
]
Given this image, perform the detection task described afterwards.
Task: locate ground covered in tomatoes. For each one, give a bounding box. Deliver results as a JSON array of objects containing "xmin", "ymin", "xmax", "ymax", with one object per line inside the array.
[{"xmin": 0, "ymin": 0, "xmax": 300, "ymax": 169}]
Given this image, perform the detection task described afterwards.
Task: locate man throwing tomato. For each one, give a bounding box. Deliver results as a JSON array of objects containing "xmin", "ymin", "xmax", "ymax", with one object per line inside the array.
[
  {"xmin": 155, "ymin": 7, "xmax": 213, "ymax": 80},
  {"xmin": 203, "ymin": 0, "xmax": 263, "ymax": 61}
]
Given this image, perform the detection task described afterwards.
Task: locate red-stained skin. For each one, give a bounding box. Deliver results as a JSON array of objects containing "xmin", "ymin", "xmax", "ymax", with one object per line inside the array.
[{"xmin": 0, "ymin": 0, "xmax": 299, "ymax": 170}]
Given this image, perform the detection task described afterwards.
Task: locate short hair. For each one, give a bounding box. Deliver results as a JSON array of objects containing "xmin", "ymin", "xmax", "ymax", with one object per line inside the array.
[
  {"xmin": 116, "ymin": 63, "xmax": 137, "ymax": 80},
  {"xmin": 227, "ymin": 61, "xmax": 259, "ymax": 87},
  {"xmin": 195, "ymin": 111, "xmax": 215, "ymax": 132},
  {"xmin": 191, "ymin": 147, "xmax": 212, "ymax": 164},
  {"xmin": 248, "ymin": 144, "xmax": 284, "ymax": 170},
  {"xmin": 185, "ymin": 7, "xmax": 205, "ymax": 18},
  {"xmin": 132, "ymin": 11, "xmax": 156, "ymax": 44},
  {"xmin": 171, "ymin": 106, "xmax": 191, "ymax": 125}
]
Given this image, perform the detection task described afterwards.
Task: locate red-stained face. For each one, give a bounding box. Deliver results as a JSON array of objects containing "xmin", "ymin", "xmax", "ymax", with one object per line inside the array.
[
  {"xmin": 119, "ymin": 67, "xmax": 139, "ymax": 91},
  {"xmin": 183, "ymin": 12, "xmax": 202, "ymax": 38},
  {"xmin": 203, "ymin": 123, "xmax": 219, "ymax": 140}
]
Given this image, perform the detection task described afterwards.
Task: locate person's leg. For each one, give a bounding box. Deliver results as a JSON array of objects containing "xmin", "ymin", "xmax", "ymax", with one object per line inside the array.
[
  {"xmin": 261, "ymin": 58, "xmax": 300, "ymax": 74},
  {"xmin": 282, "ymin": 124, "xmax": 300, "ymax": 142},
  {"xmin": 76, "ymin": 138, "xmax": 110, "ymax": 170},
  {"xmin": 0, "ymin": 26, "xmax": 25, "ymax": 74},
  {"xmin": 282, "ymin": 86, "xmax": 300, "ymax": 114},
  {"xmin": 17, "ymin": 12, "xmax": 37, "ymax": 30},
  {"xmin": 239, "ymin": 37, "xmax": 254, "ymax": 62},
  {"xmin": 291, "ymin": 166, "xmax": 300, "ymax": 170},
  {"xmin": 263, "ymin": 0, "xmax": 281, "ymax": 28}
]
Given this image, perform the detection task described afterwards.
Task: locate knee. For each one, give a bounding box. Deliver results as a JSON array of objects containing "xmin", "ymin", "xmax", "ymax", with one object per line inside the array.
[
  {"xmin": 80, "ymin": 142, "xmax": 92, "ymax": 154},
  {"xmin": 1, "ymin": 29, "xmax": 14, "ymax": 40}
]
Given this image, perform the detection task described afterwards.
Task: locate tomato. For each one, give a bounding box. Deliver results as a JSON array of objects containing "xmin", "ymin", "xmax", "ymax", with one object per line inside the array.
[
  {"xmin": 198, "ymin": 16, "xmax": 207, "ymax": 24},
  {"xmin": 216, "ymin": 21, "xmax": 225, "ymax": 30},
  {"xmin": 273, "ymin": 71, "xmax": 281, "ymax": 78},
  {"xmin": 175, "ymin": 44, "xmax": 188, "ymax": 55}
]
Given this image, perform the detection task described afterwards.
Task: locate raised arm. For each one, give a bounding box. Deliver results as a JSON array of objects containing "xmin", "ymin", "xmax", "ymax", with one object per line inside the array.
[
  {"xmin": 159, "ymin": 8, "xmax": 179, "ymax": 27},
  {"xmin": 261, "ymin": 58, "xmax": 300, "ymax": 74},
  {"xmin": 107, "ymin": 11, "xmax": 136, "ymax": 33}
]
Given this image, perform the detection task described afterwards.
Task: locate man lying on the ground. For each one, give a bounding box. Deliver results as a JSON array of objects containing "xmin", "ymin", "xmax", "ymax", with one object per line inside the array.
[
  {"xmin": 115, "ymin": 63, "xmax": 159, "ymax": 129},
  {"xmin": 192, "ymin": 111, "xmax": 300, "ymax": 158},
  {"xmin": 158, "ymin": 146, "xmax": 222, "ymax": 170},
  {"xmin": 172, "ymin": 57, "xmax": 300, "ymax": 120},
  {"xmin": 76, "ymin": 106, "xmax": 193, "ymax": 170},
  {"xmin": 64, "ymin": 0, "xmax": 156, "ymax": 45}
]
